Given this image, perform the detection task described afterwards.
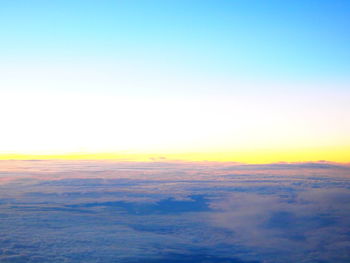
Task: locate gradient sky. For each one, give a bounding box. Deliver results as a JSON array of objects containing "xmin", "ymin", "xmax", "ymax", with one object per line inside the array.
[{"xmin": 1, "ymin": 0, "xmax": 349, "ymax": 163}]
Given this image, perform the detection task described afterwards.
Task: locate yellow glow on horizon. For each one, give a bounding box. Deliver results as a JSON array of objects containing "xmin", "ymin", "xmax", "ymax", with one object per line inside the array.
[
  {"xmin": 0, "ymin": 146, "xmax": 349, "ymax": 164},
  {"xmin": 1, "ymin": 91, "xmax": 349, "ymax": 163}
]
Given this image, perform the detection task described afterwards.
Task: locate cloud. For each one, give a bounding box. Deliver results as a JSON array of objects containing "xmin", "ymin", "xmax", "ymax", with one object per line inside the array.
[
  {"xmin": 1, "ymin": 160, "xmax": 350, "ymax": 262},
  {"xmin": 209, "ymin": 189, "xmax": 350, "ymax": 262}
]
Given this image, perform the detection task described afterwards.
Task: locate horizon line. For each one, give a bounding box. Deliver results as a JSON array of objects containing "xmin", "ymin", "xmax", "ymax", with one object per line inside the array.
[{"xmin": 0, "ymin": 151, "xmax": 349, "ymax": 165}]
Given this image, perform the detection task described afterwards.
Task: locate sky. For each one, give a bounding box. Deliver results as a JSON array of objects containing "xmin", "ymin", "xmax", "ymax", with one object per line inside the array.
[{"xmin": 0, "ymin": 0, "xmax": 349, "ymax": 163}]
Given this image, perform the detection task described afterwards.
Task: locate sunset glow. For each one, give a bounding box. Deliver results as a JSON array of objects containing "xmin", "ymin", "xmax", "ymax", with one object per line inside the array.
[
  {"xmin": 1, "ymin": 1, "xmax": 349, "ymax": 163},
  {"xmin": 1, "ymin": 2, "xmax": 350, "ymax": 262}
]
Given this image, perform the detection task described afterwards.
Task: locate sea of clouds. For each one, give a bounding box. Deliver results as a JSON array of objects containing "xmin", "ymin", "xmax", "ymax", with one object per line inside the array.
[{"xmin": 0, "ymin": 160, "xmax": 349, "ymax": 262}]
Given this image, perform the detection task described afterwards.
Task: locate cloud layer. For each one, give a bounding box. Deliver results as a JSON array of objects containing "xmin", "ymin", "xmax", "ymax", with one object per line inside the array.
[{"xmin": 0, "ymin": 161, "xmax": 350, "ymax": 262}]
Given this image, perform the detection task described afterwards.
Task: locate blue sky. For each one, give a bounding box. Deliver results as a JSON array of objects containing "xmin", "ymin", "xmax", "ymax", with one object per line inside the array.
[
  {"xmin": 0, "ymin": 1, "xmax": 349, "ymax": 160},
  {"xmin": 1, "ymin": 0, "xmax": 349, "ymax": 84}
]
